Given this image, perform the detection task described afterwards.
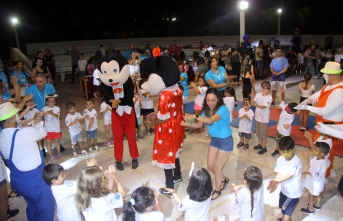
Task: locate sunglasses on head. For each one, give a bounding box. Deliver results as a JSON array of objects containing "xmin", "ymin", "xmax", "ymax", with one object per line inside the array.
[
  {"xmin": 243, "ymin": 102, "xmax": 249, "ymax": 106},
  {"xmin": 262, "ymin": 85, "xmax": 271, "ymax": 90}
]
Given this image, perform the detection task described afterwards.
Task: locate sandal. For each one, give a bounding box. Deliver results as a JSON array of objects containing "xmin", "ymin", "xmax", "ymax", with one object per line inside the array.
[
  {"xmin": 243, "ymin": 144, "xmax": 249, "ymax": 150},
  {"xmin": 8, "ymin": 191, "xmax": 20, "ymax": 198},
  {"xmin": 236, "ymin": 142, "xmax": 244, "ymax": 148},
  {"xmin": 196, "ymin": 128, "xmax": 205, "ymax": 133},
  {"xmin": 211, "ymin": 190, "xmax": 221, "ymax": 200},
  {"xmin": 220, "ymin": 177, "xmax": 229, "ymax": 191}
]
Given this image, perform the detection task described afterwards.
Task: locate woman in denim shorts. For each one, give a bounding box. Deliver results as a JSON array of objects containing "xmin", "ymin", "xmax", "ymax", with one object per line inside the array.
[{"xmin": 183, "ymin": 88, "xmax": 233, "ymax": 200}]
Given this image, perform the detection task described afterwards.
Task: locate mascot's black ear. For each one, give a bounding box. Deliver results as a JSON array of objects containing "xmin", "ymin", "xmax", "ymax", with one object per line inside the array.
[
  {"xmin": 96, "ymin": 52, "xmax": 128, "ymax": 72},
  {"xmin": 140, "ymin": 56, "xmax": 180, "ymax": 88}
]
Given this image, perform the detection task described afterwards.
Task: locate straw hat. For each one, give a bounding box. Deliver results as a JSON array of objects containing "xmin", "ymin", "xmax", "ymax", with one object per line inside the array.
[
  {"xmin": 320, "ymin": 62, "xmax": 342, "ymax": 74},
  {"xmin": 0, "ymin": 102, "xmax": 20, "ymax": 121}
]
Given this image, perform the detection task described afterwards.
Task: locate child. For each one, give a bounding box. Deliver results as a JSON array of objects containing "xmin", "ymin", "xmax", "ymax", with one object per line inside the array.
[
  {"xmin": 165, "ymin": 167, "xmax": 212, "ymax": 221},
  {"xmin": 250, "ymin": 81, "xmax": 272, "ymax": 154},
  {"xmin": 301, "ymin": 142, "xmax": 330, "ymax": 214},
  {"xmin": 77, "ymin": 53, "xmax": 87, "ymax": 77},
  {"xmin": 271, "ymin": 88, "xmax": 298, "ymax": 157},
  {"xmin": 100, "ymin": 99, "xmax": 113, "ymax": 148},
  {"xmin": 179, "ymin": 64, "xmax": 188, "ymax": 111},
  {"xmin": 122, "ymin": 186, "xmax": 165, "ymax": 221},
  {"xmin": 230, "ymin": 166, "xmax": 264, "ymax": 221},
  {"xmin": 189, "ymin": 76, "xmax": 208, "ymax": 133},
  {"xmin": 22, "ymin": 99, "xmax": 39, "ymax": 126},
  {"xmin": 237, "ymin": 98, "xmax": 254, "ymax": 150},
  {"xmin": 241, "ymin": 64, "xmax": 256, "ymax": 99},
  {"xmin": 267, "ymin": 136, "xmax": 302, "ymax": 221},
  {"xmin": 83, "ymin": 99, "xmax": 99, "ymax": 152},
  {"xmin": 223, "ymin": 86, "xmax": 236, "ymax": 124},
  {"xmin": 42, "ymin": 95, "xmax": 63, "ymax": 161},
  {"xmin": 65, "ymin": 102, "xmax": 88, "ymax": 157},
  {"xmin": 299, "ymin": 73, "xmax": 315, "ymax": 131},
  {"xmin": 134, "ymin": 93, "xmax": 144, "ymax": 139},
  {"xmin": 129, "ymin": 52, "xmax": 142, "ymax": 95},
  {"xmin": 75, "ymin": 164, "xmax": 126, "ymax": 221},
  {"xmin": 140, "ymin": 85, "xmax": 155, "ymax": 135},
  {"xmin": 42, "ymin": 158, "xmax": 97, "ymax": 221}
]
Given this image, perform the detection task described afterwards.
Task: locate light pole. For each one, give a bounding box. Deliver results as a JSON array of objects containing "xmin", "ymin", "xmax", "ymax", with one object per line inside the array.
[
  {"xmin": 11, "ymin": 17, "xmax": 20, "ymax": 50},
  {"xmin": 277, "ymin": 9, "xmax": 282, "ymax": 36},
  {"xmin": 238, "ymin": 1, "xmax": 248, "ymax": 44}
]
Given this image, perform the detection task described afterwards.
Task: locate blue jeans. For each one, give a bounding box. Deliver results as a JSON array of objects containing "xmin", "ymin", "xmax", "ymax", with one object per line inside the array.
[{"xmin": 209, "ymin": 136, "xmax": 233, "ymax": 152}]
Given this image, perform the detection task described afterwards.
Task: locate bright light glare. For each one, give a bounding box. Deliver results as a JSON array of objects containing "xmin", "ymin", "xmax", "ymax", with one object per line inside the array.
[
  {"xmin": 277, "ymin": 8, "xmax": 282, "ymax": 13},
  {"xmin": 172, "ymin": 18, "xmax": 176, "ymax": 21},
  {"xmin": 11, "ymin": 17, "xmax": 18, "ymax": 24},
  {"xmin": 238, "ymin": 1, "xmax": 249, "ymax": 10}
]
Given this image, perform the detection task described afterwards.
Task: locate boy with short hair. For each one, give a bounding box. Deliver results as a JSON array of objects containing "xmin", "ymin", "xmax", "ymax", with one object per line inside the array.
[
  {"xmin": 267, "ymin": 136, "xmax": 302, "ymax": 221},
  {"xmin": 250, "ymin": 81, "xmax": 272, "ymax": 154},
  {"xmin": 236, "ymin": 98, "xmax": 254, "ymax": 150},
  {"xmin": 65, "ymin": 102, "xmax": 88, "ymax": 157},
  {"xmin": 301, "ymin": 142, "xmax": 330, "ymax": 214},
  {"xmin": 77, "ymin": 53, "xmax": 87, "ymax": 77},
  {"xmin": 272, "ymin": 88, "xmax": 298, "ymax": 157},
  {"xmin": 83, "ymin": 99, "xmax": 99, "ymax": 152},
  {"xmin": 42, "ymin": 158, "xmax": 97, "ymax": 221}
]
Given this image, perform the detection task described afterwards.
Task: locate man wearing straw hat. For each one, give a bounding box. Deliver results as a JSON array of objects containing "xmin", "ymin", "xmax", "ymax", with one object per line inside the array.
[
  {"xmin": 0, "ymin": 102, "xmax": 55, "ymax": 221},
  {"xmin": 296, "ymin": 61, "xmax": 343, "ymax": 178}
]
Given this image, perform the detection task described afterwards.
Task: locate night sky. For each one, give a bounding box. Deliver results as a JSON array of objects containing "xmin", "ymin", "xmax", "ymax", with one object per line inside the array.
[{"xmin": 0, "ymin": 0, "xmax": 340, "ymax": 58}]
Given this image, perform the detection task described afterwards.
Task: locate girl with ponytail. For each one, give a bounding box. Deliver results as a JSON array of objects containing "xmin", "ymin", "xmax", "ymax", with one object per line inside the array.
[
  {"xmin": 122, "ymin": 186, "xmax": 165, "ymax": 221},
  {"xmin": 299, "ymin": 72, "xmax": 316, "ymax": 131},
  {"xmin": 231, "ymin": 166, "xmax": 264, "ymax": 221}
]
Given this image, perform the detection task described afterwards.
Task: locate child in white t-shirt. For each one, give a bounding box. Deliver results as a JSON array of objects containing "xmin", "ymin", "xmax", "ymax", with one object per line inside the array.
[
  {"xmin": 301, "ymin": 142, "xmax": 330, "ymax": 214},
  {"xmin": 77, "ymin": 53, "xmax": 87, "ymax": 76},
  {"xmin": 267, "ymin": 136, "xmax": 302, "ymax": 221},
  {"xmin": 21, "ymin": 99, "xmax": 39, "ymax": 125},
  {"xmin": 165, "ymin": 167, "xmax": 212, "ymax": 221},
  {"xmin": 140, "ymin": 87, "xmax": 156, "ymax": 135},
  {"xmin": 42, "ymin": 158, "xmax": 97, "ymax": 221},
  {"xmin": 272, "ymin": 88, "xmax": 298, "ymax": 157},
  {"xmin": 223, "ymin": 86, "xmax": 236, "ymax": 124},
  {"xmin": 189, "ymin": 76, "xmax": 208, "ymax": 133},
  {"xmin": 121, "ymin": 186, "xmax": 165, "ymax": 221},
  {"xmin": 83, "ymin": 99, "xmax": 99, "ymax": 152},
  {"xmin": 100, "ymin": 100, "xmax": 113, "ymax": 148},
  {"xmin": 134, "ymin": 94, "xmax": 144, "ymax": 139},
  {"xmin": 237, "ymin": 98, "xmax": 254, "ymax": 150},
  {"xmin": 304, "ymin": 131, "xmax": 332, "ymax": 208},
  {"xmin": 231, "ymin": 166, "xmax": 264, "ymax": 221},
  {"xmin": 250, "ymin": 81, "xmax": 272, "ymax": 154},
  {"xmin": 42, "ymin": 95, "xmax": 63, "ymax": 161},
  {"xmin": 75, "ymin": 164, "xmax": 126, "ymax": 221},
  {"xmin": 65, "ymin": 102, "xmax": 87, "ymax": 157}
]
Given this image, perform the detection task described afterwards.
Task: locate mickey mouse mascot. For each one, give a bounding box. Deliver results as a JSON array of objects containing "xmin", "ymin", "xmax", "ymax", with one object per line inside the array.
[
  {"xmin": 96, "ymin": 53, "xmax": 139, "ymax": 171},
  {"xmin": 140, "ymin": 55, "xmax": 185, "ymax": 195}
]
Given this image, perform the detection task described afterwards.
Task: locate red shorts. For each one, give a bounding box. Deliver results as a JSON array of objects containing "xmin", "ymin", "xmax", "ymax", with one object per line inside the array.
[{"xmin": 45, "ymin": 132, "xmax": 62, "ymax": 140}]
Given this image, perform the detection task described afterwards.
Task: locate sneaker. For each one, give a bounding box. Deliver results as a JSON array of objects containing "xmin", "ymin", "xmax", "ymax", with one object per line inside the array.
[
  {"xmin": 94, "ymin": 146, "xmax": 99, "ymax": 151},
  {"xmin": 174, "ymin": 176, "xmax": 183, "ymax": 184},
  {"xmin": 88, "ymin": 148, "xmax": 93, "ymax": 153},
  {"xmin": 60, "ymin": 145, "xmax": 66, "ymax": 152},
  {"xmin": 301, "ymin": 207, "xmax": 314, "ymax": 214},
  {"xmin": 253, "ymin": 144, "xmax": 262, "ymax": 150},
  {"xmin": 81, "ymin": 150, "xmax": 89, "ymax": 155},
  {"xmin": 257, "ymin": 148, "xmax": 267, "ymax": 155},
  {"xmin": 132, "ymin": 159, "xmax": 139, "ymax": 169},
  {"xmin": 137, "ymin": 134, "xmax": 145, "ymax": 140},
  {"xmin": 107, "ymin": 143, "xmax": 113, "ymax": 148},
  {"xmin": 271, "ymin": 150, "xmax": 279, "ymax": 157},
  {"xmin": 7, "ymin": 207, "xmax": 19, "ymax": 219},
  {"xmin": 313, "ymin": 204, "xmax": 321, "ymax": 210},
  {"xmin": 57, "ymin": 153, "xmax": 64, "ymax": 160},
  {"xmin": 159, "ymin": 188, "xmax": 172, "ymax": 196},
  {"xmin": 73, "ymin": 152, "xmax": 78, "ymax": 158},
  {"xmin": 271, "ymin": 102, "xmax": 275, "ymax": 106},
  {"xmin": 49, "ymin": 156, "xmax": 57, "ymax": 162},
  {"xmin": 116, "ymin": 161, "xmax": 124, "ymax": 171}
]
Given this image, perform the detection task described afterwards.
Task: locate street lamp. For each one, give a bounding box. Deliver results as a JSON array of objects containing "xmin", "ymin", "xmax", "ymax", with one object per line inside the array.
[
  {"xmin": 237, "ymin": 1, "xmax": 249, "ymax": 44},
  {"xmin": 11, "ymin": 17, "xmax": 20, "ymax": 50},
  {"xmin": 277, "ymin": 9, "xmax": 282, "ymax": 36}
]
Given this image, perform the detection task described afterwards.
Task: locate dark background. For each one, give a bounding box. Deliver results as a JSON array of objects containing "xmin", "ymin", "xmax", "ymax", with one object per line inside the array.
[{"xmin": 0, "ymin": 0, "xmax": 340, "ymax": 58}]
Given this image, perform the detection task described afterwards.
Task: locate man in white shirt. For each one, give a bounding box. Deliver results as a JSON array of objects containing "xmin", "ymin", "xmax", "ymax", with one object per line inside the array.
[
  {"xmin": 0, "ymin": 102, "xmax": 55, "ymax": 221},
  {"xmin": 296, "ymin": 62, "xmax": 343, "ymax": 178}
]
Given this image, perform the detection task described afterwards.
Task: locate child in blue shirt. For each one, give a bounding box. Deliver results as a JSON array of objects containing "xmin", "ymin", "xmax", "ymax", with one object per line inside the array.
[{"xmin": 179, "ymin": 64, "xmax": 188, "ymax": 110}]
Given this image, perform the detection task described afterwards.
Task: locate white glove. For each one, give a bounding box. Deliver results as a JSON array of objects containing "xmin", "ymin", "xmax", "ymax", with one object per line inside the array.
[
  {"xmin": 294, "ymin": 104, "xmax": 309, "ymax": 110},
  {"xmin": 315, "ymin": 123, "xmax": 343, "ymax": 139}
]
